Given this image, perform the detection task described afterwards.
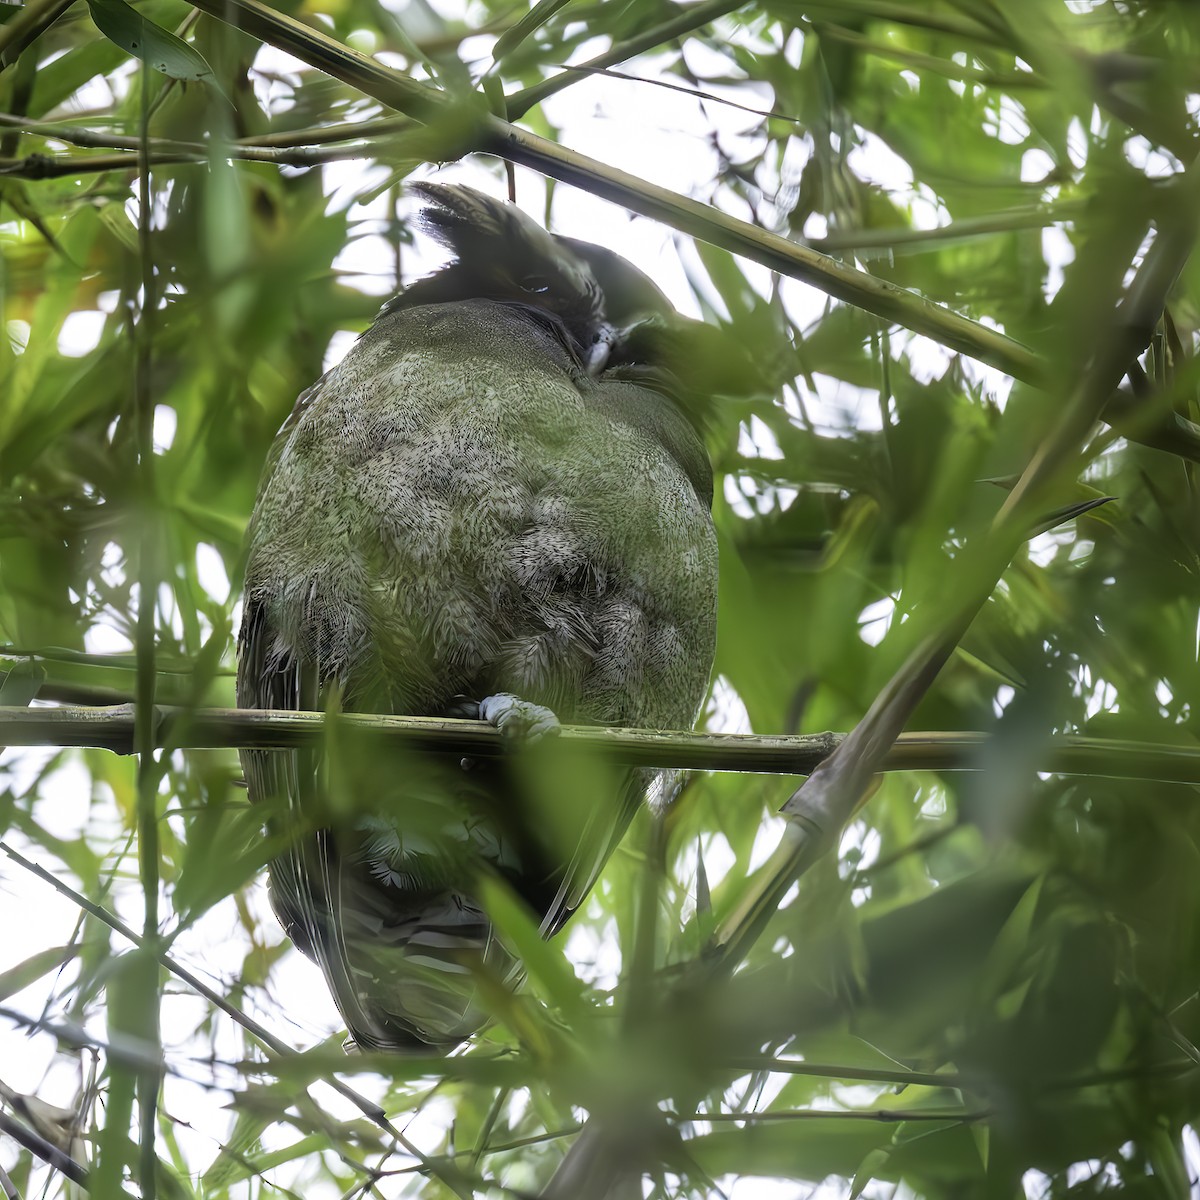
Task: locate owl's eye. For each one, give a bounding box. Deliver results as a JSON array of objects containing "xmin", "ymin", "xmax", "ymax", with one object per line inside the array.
[{"xmin": 519, "ymin": 275, "xmax": 553, "ymax": 294}]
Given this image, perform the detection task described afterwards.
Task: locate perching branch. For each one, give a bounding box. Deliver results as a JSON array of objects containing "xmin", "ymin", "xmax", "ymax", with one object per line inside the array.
[{"xmin": 0, "ymin": 703, "xmax": 1197, "ymax": 782}]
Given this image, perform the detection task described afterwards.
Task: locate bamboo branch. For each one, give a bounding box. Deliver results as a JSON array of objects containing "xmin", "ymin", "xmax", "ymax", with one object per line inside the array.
[
  {"xmin": 0, "ymin": 141, "xmax": 371, "ymax": 172},
  {"xmin": 0, "ymin": 110, "xmax": 410, "ymax": 153},
  {"xmin": 188, "ymin": 0, "xmax": 446, "ymax": 120},
  {"xmin": 0, "ymin": 0, "xmax": 75, "ymax": 63},
  {"xmin": 796, "ymin": 0, "xmax": 1002, "ymax": 43},
  {"xmin": 484, "ymin": 119, "xmax": 1041, "ymax": 380},
  {"xmin": 132, "ymin": 63, "xmax": 163, "ymax": 1200},
  {"xmin": 0, "ymin": 704, "xmax": 1197, "ymax": 782}
]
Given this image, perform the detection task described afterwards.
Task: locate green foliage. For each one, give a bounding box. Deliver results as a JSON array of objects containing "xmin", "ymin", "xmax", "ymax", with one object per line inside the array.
[{"xmin": 2, "ymin": 0, "xmax": 1200, "ymax": 1197}]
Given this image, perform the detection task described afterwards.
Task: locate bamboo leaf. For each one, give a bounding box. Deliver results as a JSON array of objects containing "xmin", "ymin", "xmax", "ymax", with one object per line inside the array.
[
  {"xmin": 86, "ymin": 0, "xmax": 221, "ymax": 88},
  {"xmin": 0, "ymin": 943, "xmax": 79, "ymax": 1000}
]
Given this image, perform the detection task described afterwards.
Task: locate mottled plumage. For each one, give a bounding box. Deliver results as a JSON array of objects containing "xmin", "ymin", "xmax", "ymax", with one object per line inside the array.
[{"xmin": 237, "ymin": 184, "xmax": 717, "ymax": 1051}]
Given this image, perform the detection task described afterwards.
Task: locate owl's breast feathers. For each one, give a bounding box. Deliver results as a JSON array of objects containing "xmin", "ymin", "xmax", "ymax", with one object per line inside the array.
[{"xmin": 237, "ymin": 185, "xmax": 719, "ymax": 1051}]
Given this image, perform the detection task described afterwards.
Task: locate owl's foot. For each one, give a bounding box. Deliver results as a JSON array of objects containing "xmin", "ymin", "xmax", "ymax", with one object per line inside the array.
[
  {"xmin": 478, "ymin": 692, "xmax": 562, "ymax": 742},
  {"xmin": 451, "ymin": 693, "xmax": 561, "ymax": 770}
]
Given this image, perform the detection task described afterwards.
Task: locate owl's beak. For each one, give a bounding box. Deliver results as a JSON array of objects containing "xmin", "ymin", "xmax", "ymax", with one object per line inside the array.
[{"xmin": 585, "ymin": 322, "xmax": 617, "ymax": 375}]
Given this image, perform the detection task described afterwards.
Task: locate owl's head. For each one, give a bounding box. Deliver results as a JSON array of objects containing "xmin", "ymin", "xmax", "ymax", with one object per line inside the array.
[
  {"xmin": 386, "ymin": 183, "xmax": 680, "ymax": 374},
  {"xmin": 384, "ymin": 182, "xmax": 769, "ymax": 410}
]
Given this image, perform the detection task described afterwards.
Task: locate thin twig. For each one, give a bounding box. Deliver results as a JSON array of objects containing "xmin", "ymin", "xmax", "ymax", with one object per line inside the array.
[
  {"xmin": 534, "ymin": 63, "xmax": 806, "ymax": 126},
  {"xmin": 719, "ymin": 1055, "xmax": 1196, "ymax": 1091},
  {"xmin": 0, "ymin": 1163, "xmax": 21, "ymax": 1200},
  {"xmin": 0, "ymin": 843, "xmax": 479, "ymax": 1199},
  {"xmin": 806, "ymin": 202, "xmax": 1087, "ymax": 252},
  {"xmin": 666, "ymin": 1106, "xmax": 992, "ymax": 1123},
  {"xmin": 1, "ymin": 1007, "xmax": 174, "ymax": 1078},
  {"xmin": 0, "ymin": 1111, "xmax": 92, "ymax": 1191},
  {"xmin": 505, "ymin": 0, "xmax": 747, "ymax": 120}
]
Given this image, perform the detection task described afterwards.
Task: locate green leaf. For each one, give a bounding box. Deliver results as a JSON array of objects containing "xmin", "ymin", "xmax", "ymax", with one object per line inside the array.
[
  {"xmin": 96, "ymin": 201, "xmax": 140, "ymax": 254},
  {"xmin": 491, "ymin": 0, "xmax": 570, "ymax": 61},
  {"xmin": 0, "ymin": 943, "xmax": 79, "ymax": 1001},
  {"xmin": 85, "ymin": 0, "xmax": 220, "ymax": 87},
  {"xmin": 0, "ymin": 659, "xmax": 44, "ymax": 705},
  {"xmin": 477, "ymin": 873, "xmax": 589, "ymax": 1022},
  {"xmin": 849, "ymin": 1147, "xmax": 891, "ymax": 1199}
]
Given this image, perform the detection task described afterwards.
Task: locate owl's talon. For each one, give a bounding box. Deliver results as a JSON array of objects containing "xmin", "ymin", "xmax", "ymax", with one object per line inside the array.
[{"xmin": 478, "ymin": 692, "xmax": 561, "ymax": 742}]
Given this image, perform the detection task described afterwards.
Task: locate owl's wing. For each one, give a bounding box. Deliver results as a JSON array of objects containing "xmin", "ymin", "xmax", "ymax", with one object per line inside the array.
[
  {"xmin": 237, "ymin": 598, "xmax": 370, "ymax": 1031},
  {"xmin": 536, "ymin": 768, "xmax": 675, "ymax": 938},
  {"xmin": 241, "ymin": 596, "xmax": 515, "ymax": 1051}
]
